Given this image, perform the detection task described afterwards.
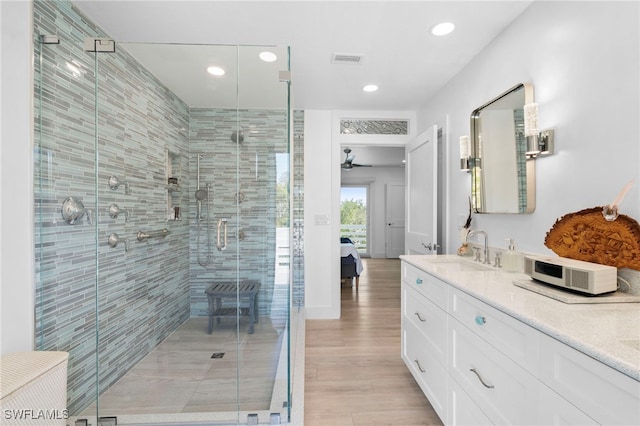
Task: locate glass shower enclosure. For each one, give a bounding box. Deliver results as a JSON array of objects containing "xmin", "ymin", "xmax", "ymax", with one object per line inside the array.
[{"xmin": 33, "ymin": 1, "xmax": 293, "ymax": 424}]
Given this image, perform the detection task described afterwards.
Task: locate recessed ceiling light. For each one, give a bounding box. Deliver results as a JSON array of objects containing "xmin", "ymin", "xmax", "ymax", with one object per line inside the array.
[
  {"xmin": 259, "ymin": 51, "xmax": 277, "ymax": 62},
  {"xmin": 431, "ymin": 22, "xmax": 455, "ymax": 36},
  {"xmin": 363, "ymin": 84, "xmax": 378, "ymax": 92},
  {"xmin": 206, "ymin": 66, "xmax": 225, "ymax": 76}
]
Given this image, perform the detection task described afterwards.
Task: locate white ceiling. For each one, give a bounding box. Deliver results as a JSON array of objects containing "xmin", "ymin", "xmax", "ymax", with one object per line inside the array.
[{"xmin": 71, "ymin": 0, "xmax": 534, "ymax": 111}]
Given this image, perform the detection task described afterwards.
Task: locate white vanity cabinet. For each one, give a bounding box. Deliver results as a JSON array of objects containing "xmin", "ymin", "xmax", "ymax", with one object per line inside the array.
[
  {"xmin": 400, "ymin": 258, "xmax": 640, "ymax": 426},
  {"xmin": 401, "ymin": 262, "xmax": 449, "ymax": 422}
]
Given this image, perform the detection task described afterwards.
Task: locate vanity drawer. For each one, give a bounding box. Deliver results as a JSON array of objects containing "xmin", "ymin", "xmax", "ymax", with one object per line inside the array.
[
  {"xmin": 402, "ymin": 283, "xmax": 447, "ymax": 364},
  {"xmin": 449, "ymin": 317, "xmax": 538, "ymax": 425},
  {"xmin": 402, "ymin": 318, "xmax": 448, "ymax": 422},
  {"xmin": 449, "ymin": 287, "xmax": 539, "ymax": 374},
  {"xmin": 539, "ymin": 333, "xmax": 640, "ymax": 425},
  {"xmin": 403, "ymin": 262, "xmax": 448, "ymax": 307},
  {"xmin": 448, "ymin": 375, "xmax": 492, "ymax": 426}
]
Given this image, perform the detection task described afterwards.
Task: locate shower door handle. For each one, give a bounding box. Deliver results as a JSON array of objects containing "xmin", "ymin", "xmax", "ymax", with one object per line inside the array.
[{"xmin": 216, "ymin": 218, "xmax": 228, "ymax": 251}]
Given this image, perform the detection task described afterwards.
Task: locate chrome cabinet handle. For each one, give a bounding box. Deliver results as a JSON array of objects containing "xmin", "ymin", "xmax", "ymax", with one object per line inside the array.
[
  {"xmin": 414, "ymin": 359, "xmax": 426, "ymax": 373},
  {"xmin": 216, "ymin": 218, "xmax": 228, "ymax": 251},
  {"xmin": 470, "ymin": 368, "xmax": 494, "ymax": 389},
  {"xmin": 475, "ymin": 315, "xmax": 486, "ymax": 325},
  {"xmin": 414, "ymin": 312, "xmax": 426, "ymax": 322},
  {"xmin": 415, "ymin": 278, "xmax": 423, "ymax": 285}
]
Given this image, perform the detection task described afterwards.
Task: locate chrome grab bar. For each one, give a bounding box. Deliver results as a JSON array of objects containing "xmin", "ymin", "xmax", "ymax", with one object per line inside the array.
[
  {"xmin": 216, "ymin": 218, "xmax": 228, "ymax": 251},
  {"xmin": 137, "ymin": 228, "xmax": 170, "ymax": 242}
]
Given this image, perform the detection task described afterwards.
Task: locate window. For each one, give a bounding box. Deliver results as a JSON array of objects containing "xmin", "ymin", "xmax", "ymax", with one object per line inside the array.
[{"xmin": 340, "ymin": 185, "xmax": 368, "ymax": 255}]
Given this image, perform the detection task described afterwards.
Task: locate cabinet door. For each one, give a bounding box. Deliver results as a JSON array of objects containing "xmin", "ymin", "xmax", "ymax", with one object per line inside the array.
[
  {"xmin": 537, "ymin": 381, "xmax": 598, "ymax": 425},
  {"xmin": 539, "ymin": 333, "xmax": 640, "ymax": 425},
  {"xmin": 448, "ymin": 376, "xmax": 493, "ymax": 426},
  {"xmin": 449, "ymin": 317, "xmax": 538, "ymax": 425},
  {"xmin": 402, "ymin": 318, "xmax": 448, "ymax": 423}
]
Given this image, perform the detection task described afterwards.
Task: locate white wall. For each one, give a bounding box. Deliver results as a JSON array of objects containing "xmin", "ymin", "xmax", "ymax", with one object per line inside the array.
[
  {"xmin": 0, "ymin": 1, "xmax": 35, "ymax": 355},
  {"xmin": 416, "ymin": 1, "xmax": 640, "ymax": 257},
  {"xmin": 341, "ymin": 166, "xmax": 405, "ymax": 258},
  {"xmin": 304, "ymin": 110, "xmax": 341, "ymax": 319}
]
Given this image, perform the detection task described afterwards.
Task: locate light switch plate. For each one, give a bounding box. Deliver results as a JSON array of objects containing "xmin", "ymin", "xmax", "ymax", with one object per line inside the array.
[{"xmin": 314, "ymin": 214, "xmax": 329, "ymax": 225}]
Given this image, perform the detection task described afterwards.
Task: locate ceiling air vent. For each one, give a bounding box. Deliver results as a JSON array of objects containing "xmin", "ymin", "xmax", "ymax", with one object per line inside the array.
[{"xmin": 331, "ymin": 53, "xmax": 365, "ymax": 64}]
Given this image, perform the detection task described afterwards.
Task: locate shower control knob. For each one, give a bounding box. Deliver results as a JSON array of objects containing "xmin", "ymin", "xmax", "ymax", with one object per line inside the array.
[{"xmin": 62, "ymin": 196, "xmax": 86, "ymax": 225}]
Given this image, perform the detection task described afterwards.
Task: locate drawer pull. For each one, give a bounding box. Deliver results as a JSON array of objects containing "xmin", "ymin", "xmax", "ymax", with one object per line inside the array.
[
  {"xmin": 415, "ymin": 278, "xmax": 423, "ymax": 285},
  {"xmin": 414, "ymin": 359, "xmax": 426, "ymax": 373},
  {"xmin": 414, "ymin": 312, "xmax": 426, "ymax": 322},
  {"xmin": 469, "ymin": 368, "xmax": 494, "ymax": 389},
  {"xmin": 475, "ymin": 315, "xmax": 486, "ymax": 325}
]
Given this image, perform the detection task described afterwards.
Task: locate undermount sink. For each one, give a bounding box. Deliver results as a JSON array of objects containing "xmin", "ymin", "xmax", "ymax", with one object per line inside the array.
[{"xmin": 428, "ymin": 257, "xmax": 494, "ymax": 272}]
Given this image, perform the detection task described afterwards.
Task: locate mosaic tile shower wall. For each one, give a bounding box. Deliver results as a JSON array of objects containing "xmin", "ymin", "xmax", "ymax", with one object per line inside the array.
[
  {"xmin": 188, "ymin": 109, "xmax": 289, "ymax": 322},
  {"xmin": 292, "ymin": 110, "xmax": 305, "ymax": 308},
  {"xmin": 34, "ymin": 0, "xmax": 190, "ymax": 414}
]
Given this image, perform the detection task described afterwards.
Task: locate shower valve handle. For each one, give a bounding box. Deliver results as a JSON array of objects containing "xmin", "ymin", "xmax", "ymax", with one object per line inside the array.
[{"xmin": 216, "ymin": 218, "xmax": 228, "ymax": 251}]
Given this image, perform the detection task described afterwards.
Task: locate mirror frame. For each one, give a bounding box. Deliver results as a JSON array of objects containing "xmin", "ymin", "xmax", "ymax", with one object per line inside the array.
[{"xmin": 470, "ymin": 83, "xmax": 536, "ymax": 214}]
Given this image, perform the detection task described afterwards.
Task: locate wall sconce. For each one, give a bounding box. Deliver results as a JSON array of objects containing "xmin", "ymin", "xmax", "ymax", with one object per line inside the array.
[
  {"xmin": 459, "ymin": 135, "xmax": 471, "ymax": 171},
  {"xmin": 524, "ymin": 103, "xmax": 555, "ymax": 158}
]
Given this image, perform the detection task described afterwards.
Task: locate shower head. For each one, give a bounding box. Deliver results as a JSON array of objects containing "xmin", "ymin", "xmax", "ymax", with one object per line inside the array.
[
  {"xmin": 195, "ymin": 188, "xmax": 208, "ymax": 201},
  {"xmin": 230, "ymin": 130, "xmax": 244, "ymax": 144}
]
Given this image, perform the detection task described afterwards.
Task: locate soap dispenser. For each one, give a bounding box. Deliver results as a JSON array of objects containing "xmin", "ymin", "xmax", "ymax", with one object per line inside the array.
[{"xmin": 503, "ymin": 238, "xmax": 523, "ymax": 272}]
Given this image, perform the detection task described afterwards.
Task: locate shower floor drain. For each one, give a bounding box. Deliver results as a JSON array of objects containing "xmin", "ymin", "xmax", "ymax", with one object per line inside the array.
[{"xmin": 211, "ymin": 352, "xmax": 225, "ymax": 359}]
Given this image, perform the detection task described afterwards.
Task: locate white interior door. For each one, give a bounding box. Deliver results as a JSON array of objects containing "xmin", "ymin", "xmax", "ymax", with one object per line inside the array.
[
  {"xmin": 405, "ymin": 125, "xmax": 438, "ymax": 255},
  {"xmin": 385, "ymin": 183, "xmax": 405, "ymax": 258}
]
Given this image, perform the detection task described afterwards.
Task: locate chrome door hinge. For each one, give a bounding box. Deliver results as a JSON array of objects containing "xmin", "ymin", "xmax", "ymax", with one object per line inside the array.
[{"xmin": 84, "ymin": 37, "xmax": 115, "ymax": 53}]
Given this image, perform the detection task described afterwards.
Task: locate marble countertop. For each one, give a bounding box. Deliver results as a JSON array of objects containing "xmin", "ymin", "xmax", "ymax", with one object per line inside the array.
[{"xmin": 400, "ymin": 254, "xmax": 640, "ymax": 382}]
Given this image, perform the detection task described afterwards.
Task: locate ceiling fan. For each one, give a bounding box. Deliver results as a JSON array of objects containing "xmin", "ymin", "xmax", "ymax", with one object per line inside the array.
[{"xmin": 341, "ymin": 147, "xmax": 372, "ymax": 170}]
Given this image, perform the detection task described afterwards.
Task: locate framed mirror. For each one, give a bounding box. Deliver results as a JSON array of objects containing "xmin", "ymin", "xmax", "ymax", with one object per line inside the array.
[{"xmin": 471, "ymin": 83, "xmax": 535, "ymax": 214}]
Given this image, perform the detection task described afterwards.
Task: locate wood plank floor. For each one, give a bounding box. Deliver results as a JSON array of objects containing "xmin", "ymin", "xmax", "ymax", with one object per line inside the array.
[{"xmin": 304, "ymin": 258, "xmax": 443, "ymax": 426}]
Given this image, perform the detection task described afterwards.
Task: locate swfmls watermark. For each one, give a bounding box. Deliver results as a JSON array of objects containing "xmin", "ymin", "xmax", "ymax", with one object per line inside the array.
[{"xmin": 3, "ymin": 409, "xmax": 69, "ymax": 420}]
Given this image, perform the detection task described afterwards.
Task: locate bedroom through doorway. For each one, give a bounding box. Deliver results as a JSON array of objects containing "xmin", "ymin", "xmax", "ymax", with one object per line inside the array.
[{"xmin": 340, "ymin": 185, "xmax": 369, "ymax": 257}]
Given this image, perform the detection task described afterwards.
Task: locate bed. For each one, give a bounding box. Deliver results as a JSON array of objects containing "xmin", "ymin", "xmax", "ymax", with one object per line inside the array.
[{"xmin": 340, "ymin": 238, "xmax": 363, "ymax": 289}]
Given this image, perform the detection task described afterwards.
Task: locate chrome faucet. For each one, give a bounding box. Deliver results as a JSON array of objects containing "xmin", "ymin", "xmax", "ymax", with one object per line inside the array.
[{"xmin": 468, "ymin": 230, "xmax": 490, "ymax": 264}]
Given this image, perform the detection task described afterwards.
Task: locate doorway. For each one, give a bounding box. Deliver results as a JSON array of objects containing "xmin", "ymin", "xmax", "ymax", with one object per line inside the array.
[{"xmin": 340, "ymin": 185, "xmax": 369, "ymax": 256}]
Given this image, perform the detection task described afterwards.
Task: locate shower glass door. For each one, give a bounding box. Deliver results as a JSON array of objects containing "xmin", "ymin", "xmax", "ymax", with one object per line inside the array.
[
  {"xmin": 33, "ymin": 2, "xmax": 291, "ymax": 424},
  {"xmin": 33, "ymin": 14, "xmax": 101, "ymax": 422},
  {"xmin": 92, "ymin": 42, "xmax": 292, "ymax": 424}
]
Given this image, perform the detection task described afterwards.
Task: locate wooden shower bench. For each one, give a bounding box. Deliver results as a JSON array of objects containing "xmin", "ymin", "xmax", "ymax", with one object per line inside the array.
[{"xmin": 205, "ymin": 281, "xmax": 260, "ymax": 334}]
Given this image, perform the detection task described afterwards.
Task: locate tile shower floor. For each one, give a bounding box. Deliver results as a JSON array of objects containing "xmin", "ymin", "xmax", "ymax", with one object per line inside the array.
[{"xmin": 82, "ymin": 316, "xmax": 286, "ymax": 416}]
